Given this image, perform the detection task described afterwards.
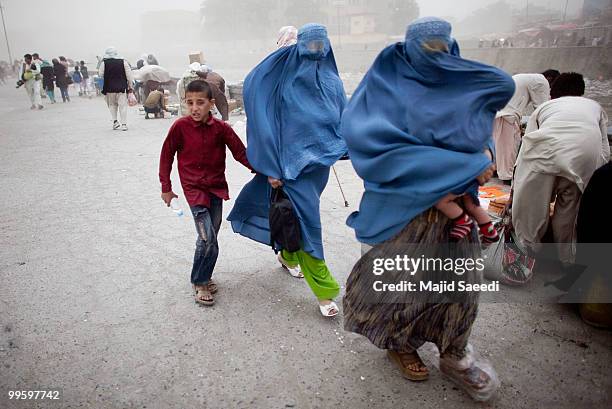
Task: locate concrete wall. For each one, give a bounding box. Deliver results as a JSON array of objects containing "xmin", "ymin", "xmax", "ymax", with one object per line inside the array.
[
  {"xmin": 334, "ymin": 48, "xmax": 381, "ymax": 74},
  {"xmin": 461, "ymin": 46, "xmax": 612, "ymax": 79},
  {"xmin": 332, "ymin": 46, "xmax": 612, "ymax": 80}
]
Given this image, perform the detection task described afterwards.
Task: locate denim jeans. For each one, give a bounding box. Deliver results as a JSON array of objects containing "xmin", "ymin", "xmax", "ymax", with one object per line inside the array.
[
  {"xmin": 46, "ymin": 89, "xmax": 56, "ymax": 103},
  {"xmin": 59, "ymin": 86, "xmax": 69, "ymax": 102},
  {"xmin": 190, "ymin": 195, "xmax": 223, "ymax": 285}
]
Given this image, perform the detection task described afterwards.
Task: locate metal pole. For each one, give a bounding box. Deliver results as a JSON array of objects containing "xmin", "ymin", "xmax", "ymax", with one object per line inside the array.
[
  {"xmin": 336, "ymin": 6, "xmax": 341, "ymax": 48},
  {"xmin": 0, "ymin": 1, "xmax": 12, "ymax": 63},
  {"xmin": 562, "ymin": 0, "xmax": 569, "ymax": 22},
  {"xmin": 526, "ymin": 0, "xmax": 529, "ymax": 24},
  {"xmin": 332, "ymin": 165, "xmax": 349, "ymax": 207}
]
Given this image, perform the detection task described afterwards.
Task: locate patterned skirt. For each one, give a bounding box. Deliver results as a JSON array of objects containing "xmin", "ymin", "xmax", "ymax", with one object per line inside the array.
[{"xmin": 343, "ymin": 208, "xmax": 482, "ymax": 355}]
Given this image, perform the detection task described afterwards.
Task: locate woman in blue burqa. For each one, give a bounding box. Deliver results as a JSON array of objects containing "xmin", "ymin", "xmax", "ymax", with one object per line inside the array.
[
  {"xmin": 227, "ymin": 24, "xmax": 347, "ymax": 318},
  {"xmin": 341, "ymin": 17, "xmax": 514, "ymax": 401}
]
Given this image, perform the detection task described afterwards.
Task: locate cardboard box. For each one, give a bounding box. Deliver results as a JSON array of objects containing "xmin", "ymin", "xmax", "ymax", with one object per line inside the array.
[
  {"xmin": 488, "ymin": 198, "xmax": 508, "ymax": 217},
  {"xmin": 228, "ymin": 99, "xmax": 238, "ymax": 112},
  {"xmin": 188, "ymin": 52, "xmax": 204, "ymax": 64}
]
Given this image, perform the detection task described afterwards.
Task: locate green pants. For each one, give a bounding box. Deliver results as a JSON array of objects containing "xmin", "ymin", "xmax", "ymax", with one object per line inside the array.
[{"xmin": 281, "ymin": 249, "xmax": 340, "ymax": 301}]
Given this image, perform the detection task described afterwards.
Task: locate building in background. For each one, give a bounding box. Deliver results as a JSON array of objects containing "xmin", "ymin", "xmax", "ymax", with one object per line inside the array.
[{"xmin": 583, "ymin": 0, "xmax": 612, "ymax": 19}]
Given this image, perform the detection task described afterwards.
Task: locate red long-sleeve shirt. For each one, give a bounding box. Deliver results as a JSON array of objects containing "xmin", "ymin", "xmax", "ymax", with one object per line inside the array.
[{"xmin": 159, "ymin": 115, "xmax": 252, "ymax": 208}]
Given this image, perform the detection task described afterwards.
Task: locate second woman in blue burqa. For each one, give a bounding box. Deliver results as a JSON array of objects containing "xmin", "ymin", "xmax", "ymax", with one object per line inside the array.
[{"xmin": 227, "ymin": 23, "xmax": 347, "ymax": 318}]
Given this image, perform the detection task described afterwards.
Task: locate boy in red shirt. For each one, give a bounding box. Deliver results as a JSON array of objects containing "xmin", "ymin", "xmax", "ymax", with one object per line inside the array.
[{"xmin": 159, "ymin": 80, "xmax": 252, "ymax": 306}]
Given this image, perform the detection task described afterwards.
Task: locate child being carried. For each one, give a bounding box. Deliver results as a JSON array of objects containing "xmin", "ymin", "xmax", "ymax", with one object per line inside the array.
[{"xmin": 436, "ymin": 186, "xmax": 499, "ymax": 244}]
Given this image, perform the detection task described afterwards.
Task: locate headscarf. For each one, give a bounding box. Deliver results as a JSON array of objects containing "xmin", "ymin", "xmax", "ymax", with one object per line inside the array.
[
  {"xmin": 228, "ymin": 23, "xmax": 347, "ymax": 260},
  {"xmin": 103, "ymin": 47, "xmax": 120, "ymax": 60},
  {"xmin": 277, "ymin": 25, "xmax": 298, "ymax": 48},
  {"xmin": 342, "ymin": 17, "xmax": 515, "ymax": 244},
  {"xmin": 147, "ymin": 54, "xmax": 159, "ymax": 65}
]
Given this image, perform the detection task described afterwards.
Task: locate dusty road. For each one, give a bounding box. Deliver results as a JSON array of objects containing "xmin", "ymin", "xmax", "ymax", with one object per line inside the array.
[{"xmin": 1, "ymin": 83, "xmax": 610, "ymax": 408}]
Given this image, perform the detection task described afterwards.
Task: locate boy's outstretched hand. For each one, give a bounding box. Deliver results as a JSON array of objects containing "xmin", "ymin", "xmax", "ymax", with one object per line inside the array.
[{"xmin": 161, "ymin": 191, "xmax": 178, "ymax": 206}]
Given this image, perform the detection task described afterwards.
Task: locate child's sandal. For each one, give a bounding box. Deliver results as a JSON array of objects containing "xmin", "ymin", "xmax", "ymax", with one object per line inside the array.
[
  {"xmin": 207, "ymin": 280, "xmax": 218, "ymax": 294},
  {"xmin": 193, "ymin": 281, "xmax": 218, "ymax": 295}
]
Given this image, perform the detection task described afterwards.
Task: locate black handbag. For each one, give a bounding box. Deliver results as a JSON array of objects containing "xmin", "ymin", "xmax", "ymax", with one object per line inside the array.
[{"xmin": 269, "ymin": 188, "xmax": 301, "ymax": 252}]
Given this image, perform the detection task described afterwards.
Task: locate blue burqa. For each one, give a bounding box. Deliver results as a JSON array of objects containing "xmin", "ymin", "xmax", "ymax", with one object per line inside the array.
[
  {"xmin": 227, "ymin": 24, "xmax": 347, "ymax": 260},
  {"xmin": 342, "ymin": 17, "xmax": 515, "ymax": 245}
]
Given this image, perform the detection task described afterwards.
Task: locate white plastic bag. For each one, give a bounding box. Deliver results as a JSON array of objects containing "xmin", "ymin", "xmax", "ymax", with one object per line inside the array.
[
  {"xmin": 127, "ymin": 92, "xmax": 138, "ymax": 107},
  {"xmin": 482, "ymin": 219, "xmax": 505, "ymax": 281},
  {"xmin": 439, "ymin": 344, "xmax": 501, "ymax": 402}
]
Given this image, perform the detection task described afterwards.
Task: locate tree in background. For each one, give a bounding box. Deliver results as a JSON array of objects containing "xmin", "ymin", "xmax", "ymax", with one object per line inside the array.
[
  {"xmin": 453, "ymin": 1, "xmax": 513, "ymax": 37},
  {"xmin": 200, "ymin": 0, "xmax": 420, "ymax": 41},
  {"xmin": 512, "ymin": 2, "xmax": 564, "ymax": 26},
  {"xmin": 375, "ymin": 0, "xmax": 420, "ymax": 36}
]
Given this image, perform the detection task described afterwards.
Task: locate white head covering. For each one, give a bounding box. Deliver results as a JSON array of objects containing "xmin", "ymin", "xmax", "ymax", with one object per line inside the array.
[
  {"xmin": 182, "ymin": 62, "xmax": 202, "ymax": 79},
  {"xmin": 277, "ymin": 26, "xmax": 298, "ymax": 49},
  {"xmin": 183, "ymin": 62, "xmax": 213, "ymax": 79},
  {"xmin": 103, "ymin": 47, "xmax": 120, "ymax": 59},
  {"xmin": 188, "ymin": 62, "xmax": 201, "ymax": 72}
]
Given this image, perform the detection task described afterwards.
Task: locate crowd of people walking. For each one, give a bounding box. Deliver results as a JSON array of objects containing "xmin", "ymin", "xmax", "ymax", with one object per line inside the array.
[{"xmin": 12, "ymin": 52, "xmax": 94, "ymax": 108}]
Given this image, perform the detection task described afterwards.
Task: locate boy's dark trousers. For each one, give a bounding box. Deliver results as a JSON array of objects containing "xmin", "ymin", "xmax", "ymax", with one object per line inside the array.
[{"xmin": 190, "ymin": 195, "xmax": 223, "ymax": 285}]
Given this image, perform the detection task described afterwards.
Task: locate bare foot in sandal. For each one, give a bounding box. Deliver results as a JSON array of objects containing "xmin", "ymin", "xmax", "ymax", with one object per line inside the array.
[
  {"xmin": 387, "ymin": 350, "xmax": 429, "ymax": 381},
  {"xmin": 194, "ymin": 285, "xmax": 214, "ymax": 306},
  {"xmin": 319, "ymin": 300, "xmax": 339, "ymax": 317}
]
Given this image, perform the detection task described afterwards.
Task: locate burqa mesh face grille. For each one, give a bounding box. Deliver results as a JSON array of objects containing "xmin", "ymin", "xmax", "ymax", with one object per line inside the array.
[{"xmin": 298, "ymin": 24, "xmax": 330, "ymax": 60}]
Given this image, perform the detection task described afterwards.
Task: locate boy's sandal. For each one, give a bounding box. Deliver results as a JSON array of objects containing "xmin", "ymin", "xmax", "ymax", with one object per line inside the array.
[
  {"xmin": 319, "ymin": 301, "xmax": 339, "ymax": 317},
  {"xmin": 194, "ymin": 285, "xmax": 214, "ymax": 306},
  {"xmin": 193, "ymin": 281, "xmax": 218, "ymax": 294},
  {"xmin": 207, "ymin": 280, "xmax": 218, "ymax": 294},
  {"xmin": 387, "ymin": 350, "xmax": 429, "ymax": 381}
]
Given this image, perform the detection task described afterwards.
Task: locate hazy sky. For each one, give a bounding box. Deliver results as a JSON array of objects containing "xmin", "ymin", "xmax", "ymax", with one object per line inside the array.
[
  {"xmin": 0, "ymin": 0, "xmax": 584, "ymax": 64},
  {"xmin": 419, "ymin": 0, "xmax": 582, "ymax": 20}
]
